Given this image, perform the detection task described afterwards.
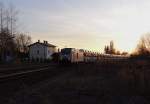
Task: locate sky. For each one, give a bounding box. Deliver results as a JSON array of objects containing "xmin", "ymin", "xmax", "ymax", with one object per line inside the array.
[{"xmin": 2, "ymin": 0, "xmax": 150, "ymax": 53}]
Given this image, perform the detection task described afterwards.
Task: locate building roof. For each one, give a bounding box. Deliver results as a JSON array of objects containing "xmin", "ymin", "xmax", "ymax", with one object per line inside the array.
[{"xmin": 29, "ymin": 42, "xmax": 56, "ymax": 47}]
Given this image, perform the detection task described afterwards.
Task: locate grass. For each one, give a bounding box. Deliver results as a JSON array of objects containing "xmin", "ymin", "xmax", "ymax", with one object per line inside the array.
[{"xmin": 2, "ymin": 59, "xmax": 150, "ymax": 104}]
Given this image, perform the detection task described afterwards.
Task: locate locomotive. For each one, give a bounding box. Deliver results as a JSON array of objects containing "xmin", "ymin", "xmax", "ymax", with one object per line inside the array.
[{"xmin": 60, "ymin": 48, "xmax": 84, "ymax": 63}]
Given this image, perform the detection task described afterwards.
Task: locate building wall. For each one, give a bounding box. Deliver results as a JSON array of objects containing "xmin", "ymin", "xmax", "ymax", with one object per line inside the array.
[
  {"xmin": 46, "ymin": 47, "xmax": 56, "ymax": 59},
  {"xmin": 29, "ymin": 43, "xmax": 56, "ymax": 61},
  {"xmin": 29, "ymin": 43, "xmax": 46, "ymax": 61}
]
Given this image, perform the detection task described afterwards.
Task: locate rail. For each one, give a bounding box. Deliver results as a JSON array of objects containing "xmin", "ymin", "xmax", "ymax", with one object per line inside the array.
[{"xmin": 0, "ymin": 65, "xmax": 56, "ymax": 79}]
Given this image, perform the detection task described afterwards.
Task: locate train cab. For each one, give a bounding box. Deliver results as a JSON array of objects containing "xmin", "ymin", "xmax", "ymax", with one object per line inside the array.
[{"xmin": 60, "ymin": 48, "xmax": 84, "ymax": 63}]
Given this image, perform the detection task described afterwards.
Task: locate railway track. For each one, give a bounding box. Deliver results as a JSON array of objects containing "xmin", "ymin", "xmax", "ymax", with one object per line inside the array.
[
  {"xmin": 0, "ymin": 63, "xmax": 55, "ymax": 71},
  {"xmin": 0, "ymin": 66, "xmax": 49, "ymax": 79},
  {"xmin": 0, "ymin": 63, "xmax": 70, "ymax": 103},
  {"xmin": 0, "ymin": 64, "xmax": 57, "ymax": 80}
]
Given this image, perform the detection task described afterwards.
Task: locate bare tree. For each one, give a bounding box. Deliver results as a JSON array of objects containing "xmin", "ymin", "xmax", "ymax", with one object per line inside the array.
[
  {"xmin": 0, "ymin": 28, "xmax": 15, "ymax": 61},
  {"xmin": 8, "ymin": 3, "xmax": 18, "ymax": 36},
  {"xmin": 116, "ymin": 51, "xmax": 121, "ymax": 55},
  {"xmin": 121, "ymin": 52, "xmax": 128, "ymax": 55},
  {"xmin": 136, "ymin": 33, "xmax": 150, "ymax": 55},
  {"xmin": 104, "ymin": 45, "xmax": 109, "ymax": 54},
  {"xmin": 0, "ymin": 2, "xmax": 4, "ymax": 32},
  {"xmin": 104, "ymin": 41, "xmax": 116, "ymax": 54},
  {"xmin": 15, "ymin": 33, "xmax": 32, "ymax": 53},
  {"xmin": 143, "ymin": 33, "xmax": 150, "ymax": 51},
  {"xmin": 0, "ymin": 2, "xmax": 18, "ymax": 62},
  {"xmin": 0, "ymin": 2, "xmax": 18, "ymax": 34}
]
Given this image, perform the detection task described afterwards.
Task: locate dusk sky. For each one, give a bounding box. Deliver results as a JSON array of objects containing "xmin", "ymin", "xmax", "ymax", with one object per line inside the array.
[{"xmin": 2, "ymin": 0, "xmax": 150, "ymax": 53}]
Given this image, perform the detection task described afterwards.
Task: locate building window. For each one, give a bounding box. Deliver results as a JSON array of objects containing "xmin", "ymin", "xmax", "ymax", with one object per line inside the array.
[{"xmin": 37, "ymin": 50, "xmax": 39, "ymax": 54}]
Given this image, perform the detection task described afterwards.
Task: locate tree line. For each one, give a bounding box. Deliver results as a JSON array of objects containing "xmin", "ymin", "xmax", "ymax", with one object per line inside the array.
[
  {"xmin": 134, "ymin": 33, "xmax": 150, "ymax": 57},
  {"xmin": 104, "ymin": 33, "xmax": 150, "ymax": 57},
  {"xmin": 104, "ymin": 41, "xmax": 128, "ymax": 55},
  {"xmin": 0, "ymin": 2, "xmax": 31, "ymax": 62}
]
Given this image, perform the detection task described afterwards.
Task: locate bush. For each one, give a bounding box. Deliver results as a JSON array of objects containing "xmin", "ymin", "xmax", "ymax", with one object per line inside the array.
[{"xmin": 52, "ymin": 52, "xmax": 60, "ymax": 62}]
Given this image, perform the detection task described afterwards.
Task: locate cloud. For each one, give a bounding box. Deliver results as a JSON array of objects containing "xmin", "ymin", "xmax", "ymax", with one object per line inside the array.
[{"xmin": 6, "ymin": 0, "xmax": 150, "ymax": 52}]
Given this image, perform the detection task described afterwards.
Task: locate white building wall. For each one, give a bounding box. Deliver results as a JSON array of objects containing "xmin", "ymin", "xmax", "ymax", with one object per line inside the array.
[
  {"xmin": 29, "ymin": 43, "xmax": 56, "ymax": 61},
  {"xmin": 29, "ymin": 43, "xmax": 45, "ymax": 60}
]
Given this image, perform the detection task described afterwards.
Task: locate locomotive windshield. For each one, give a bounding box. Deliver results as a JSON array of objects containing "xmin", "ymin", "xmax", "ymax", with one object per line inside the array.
[{"xmin": 61, "ymin": 48, "xmax": 72, "ymax": 55}]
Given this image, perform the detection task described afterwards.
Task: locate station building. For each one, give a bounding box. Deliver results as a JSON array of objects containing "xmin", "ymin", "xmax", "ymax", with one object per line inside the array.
[{"xmin": 29, "ymin": 40, "xmax": 56, "ymax": 61}]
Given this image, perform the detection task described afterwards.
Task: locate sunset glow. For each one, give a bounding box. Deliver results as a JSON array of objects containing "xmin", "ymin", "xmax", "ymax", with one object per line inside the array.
[{"xmin": 3, "ymin": 0, "xmax": 150, "ymax": 53}]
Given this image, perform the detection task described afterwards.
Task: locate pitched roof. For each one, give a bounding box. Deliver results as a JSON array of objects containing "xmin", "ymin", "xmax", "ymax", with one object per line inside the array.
[{"xmin": 29, "ymin": 42, "xmax": 56, "ymax": 47}]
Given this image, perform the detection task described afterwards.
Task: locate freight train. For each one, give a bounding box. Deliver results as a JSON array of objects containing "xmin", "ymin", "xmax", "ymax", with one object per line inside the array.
[{"xmin": 60, "ymin": 48, "xmax": 129, "ymax": 63}]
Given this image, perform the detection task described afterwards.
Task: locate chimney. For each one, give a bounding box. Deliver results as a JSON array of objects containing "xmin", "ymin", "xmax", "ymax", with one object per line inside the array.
[
  {"xmin": 43, "ymin": 40, "xmax": 46, "ymax": 44},
  {"xmin": 46, "ymin": 41, "xmax": 48, "ymax": 44},
  {"xmin": 58, "ymin": 48, "xmax": 60, "ymax": 52},
  {"xmin": 43, "ymin": 40, "xmax": 48, "ymax": 44}
]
